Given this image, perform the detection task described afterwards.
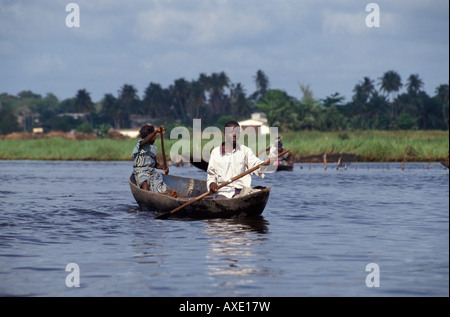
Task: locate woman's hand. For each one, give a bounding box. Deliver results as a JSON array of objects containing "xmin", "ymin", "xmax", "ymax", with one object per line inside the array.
[{"xmin": 156, "ymin": 126, "xmax": 165, "ymax": 135}]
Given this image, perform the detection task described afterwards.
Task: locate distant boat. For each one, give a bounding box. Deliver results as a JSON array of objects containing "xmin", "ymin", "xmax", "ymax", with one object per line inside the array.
[
  {"xmin": 275, "ymin": 163, "xmax": 294, "ymax": 171},
  {"xmin": 129, "ymin": 173, "xmax": 271, "ymax": 219}
]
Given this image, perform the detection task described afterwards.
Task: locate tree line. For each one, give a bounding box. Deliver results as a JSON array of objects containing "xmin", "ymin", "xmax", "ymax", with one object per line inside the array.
[{"xmin": 0, "ymin": 70, "xmax": 448, "ymax": 135}]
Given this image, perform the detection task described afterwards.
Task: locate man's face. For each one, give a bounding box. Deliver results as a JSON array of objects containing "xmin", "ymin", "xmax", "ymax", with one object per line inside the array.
[{"xmin": 224, "ymin": 125, "xmax": 241, "ymax": 144}]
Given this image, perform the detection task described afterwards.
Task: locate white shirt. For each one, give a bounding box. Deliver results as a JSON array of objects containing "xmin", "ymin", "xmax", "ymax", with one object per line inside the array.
[{"xmin": 207, "ymin": 144, "xmax": 265, "ymax": 198}]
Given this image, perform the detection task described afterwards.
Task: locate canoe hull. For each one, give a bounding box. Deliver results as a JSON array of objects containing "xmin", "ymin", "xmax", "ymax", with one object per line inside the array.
[
  {"xmin": 129, "ymin": 173, "xmax": 271, "ymax": 219},
  {"xmin": 276, "ymin": 164, "xmax": 294, "ymax": 171}
]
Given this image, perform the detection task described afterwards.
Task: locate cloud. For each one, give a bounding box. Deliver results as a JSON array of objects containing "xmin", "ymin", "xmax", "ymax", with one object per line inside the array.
[
  {"xmin": 322, "ymin": 10, "xmax": 367, "ymax": 35},
  {"xmin": 25, "ymin": 54, "xmax": 68, "ymax": 74},
  {"xmin": 0, "ymin": 0, "xmax": 447, "ymax": 102},
  {"xmin": 133, "ymin": 1, "xmax": 273, "ymax": 47}
]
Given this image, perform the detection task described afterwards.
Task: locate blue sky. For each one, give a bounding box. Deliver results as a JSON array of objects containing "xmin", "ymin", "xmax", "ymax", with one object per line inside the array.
[{"xmin": 0, "ymin": 0, "xmax": 448, "ymax": 103}]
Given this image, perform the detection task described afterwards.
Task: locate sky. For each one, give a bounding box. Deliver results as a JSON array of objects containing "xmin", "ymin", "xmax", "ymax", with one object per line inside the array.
[{"xmin": 0, "ymin": 0, "xmax": 448, "ymax": 104}]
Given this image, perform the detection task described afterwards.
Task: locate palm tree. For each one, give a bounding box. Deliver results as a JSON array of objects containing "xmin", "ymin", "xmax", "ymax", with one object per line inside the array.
[
  {"xmin": 200, "ymin": 72, "xmax": 230, "ymax": 115},
  {"xmin": 101, "ymin": 93, "xmax": 121, "ymax": 129},
  {"xmin": 379, "ymin": 70, "xmax": 403, "ymax": 126},
  {"xmin": 117, "ymin": 84, "xmax": 140, "ymax": 128},
  {"xmin": 231, "ymin": 83, "xmax": 253, "ymax": 118},
  {"xmin": 252, "ymin": 70, "xmax": 269, "ymax": 102},
  {"xmin": 348, "ymin": 77, "xmax": 375, "ymax": 121},
  {"xmin": 322, "ymin": 92, "xmax": 345, "ymax": 108},
  {"xmin": 379, "ymin": 70, "xmax": 403, "ymax": 101},
  {"xmin": 188, "ymin": 80, "xmax": 206, "ymax": 118},
  {"xmin": 118, "ymin": 84, "xmax": 140, "ymax": 115},
  {"xmin": 211, "ymin": 72, "xmax": 230, "ymax": 114},
  {"xmin": 406, "ymin": 74, "xmax": 424, "ymax": 96},
  {"xmin": 142, "ymin": 83, "xmax": 171, "ymax": 118},
  {"xmin": 353, "ymin": 77, "xmax": 375, "ymax": 103},
  {"xmin": 169, "ymin": 78, "xmax": 190, "ymax": 121},
  {"xmin": 74, "ymin": 89, "xmax": 94, "ymax": 113},
  {"xmin": 74, "ymin": 89, "xmax": 95, "ymax": 123}
]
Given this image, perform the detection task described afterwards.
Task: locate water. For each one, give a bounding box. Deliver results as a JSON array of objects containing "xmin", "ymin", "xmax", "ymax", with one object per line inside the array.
[{"xmin": 0, "ymin": 160, "xmax": 448, "ymax": 297}]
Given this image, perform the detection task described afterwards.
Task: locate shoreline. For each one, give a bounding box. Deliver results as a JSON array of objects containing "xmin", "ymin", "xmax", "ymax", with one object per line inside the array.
[{"xmin": 0, "ymin": 130, "xmax": 448, "ymax": 163}]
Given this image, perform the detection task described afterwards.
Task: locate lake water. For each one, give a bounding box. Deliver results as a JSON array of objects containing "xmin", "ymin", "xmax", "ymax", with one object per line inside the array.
[{"xmin": 0, "ymin": 160, "xmax": 448, "ymax": 297}]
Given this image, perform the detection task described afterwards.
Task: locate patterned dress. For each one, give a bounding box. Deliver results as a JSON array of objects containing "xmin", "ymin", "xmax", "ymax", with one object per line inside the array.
[{"xmin": 131, "ymin": 140, "xmax": 167, "ymax": 193}]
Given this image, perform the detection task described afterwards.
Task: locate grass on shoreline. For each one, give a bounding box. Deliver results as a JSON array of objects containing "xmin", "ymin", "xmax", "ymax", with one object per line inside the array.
[
  {"xmin": 283, "ymin": 130, "xmax": 449, "ymax": 162},
  {"xmin": 0, "ymin": 130, "xmax": 448, "ymax": 162}
]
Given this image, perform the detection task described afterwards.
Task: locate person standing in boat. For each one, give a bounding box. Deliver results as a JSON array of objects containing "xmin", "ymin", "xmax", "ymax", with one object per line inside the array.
[
  {"xmin": 207, "ymin": 120, "xmax": 265, "ymax": 199},
  {"xmin": 131, "ymin": 124, "xmax": 177, "ymax": 197}
]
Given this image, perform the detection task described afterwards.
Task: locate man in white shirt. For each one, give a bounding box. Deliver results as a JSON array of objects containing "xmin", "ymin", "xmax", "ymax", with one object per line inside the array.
[{"xmin": 207, "ymin": 121, "xmax": 265, "ymax": 199}]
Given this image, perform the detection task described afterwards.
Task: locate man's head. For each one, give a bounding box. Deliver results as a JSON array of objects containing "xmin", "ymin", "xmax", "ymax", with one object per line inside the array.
[
  {"xmin": 277, "ymin": 141, "xmax": 283, "ymax": 151},
  {"xmin": 224, "ymin": 120, "xmax": 241, "ymax": 145}
]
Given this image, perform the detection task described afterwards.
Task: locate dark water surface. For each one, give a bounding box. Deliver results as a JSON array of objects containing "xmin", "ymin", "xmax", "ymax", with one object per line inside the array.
[{"xmin": 0, "ymin": 160, "xmax": 448, "ymax": 297}]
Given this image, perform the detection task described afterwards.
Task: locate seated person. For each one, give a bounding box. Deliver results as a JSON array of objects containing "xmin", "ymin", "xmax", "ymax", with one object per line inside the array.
[{"xmin": 207, "ymin": 120, "xmax": 265, "ymax": 199}]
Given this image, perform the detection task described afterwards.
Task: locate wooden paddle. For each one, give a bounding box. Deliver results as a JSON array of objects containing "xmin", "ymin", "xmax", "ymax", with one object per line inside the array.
[
  {"xmin": 155, "ymin": 149, "xmax": 290, "ymax": 220},
  {"xmin": 159, "ymin": 125, "xmax": 168, "ymax": 175}
]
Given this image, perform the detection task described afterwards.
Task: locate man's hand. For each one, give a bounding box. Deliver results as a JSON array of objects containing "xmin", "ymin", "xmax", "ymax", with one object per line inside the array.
[{"xmin": 209, "ymin": 182, "xmax": 218, "ymax": 193}]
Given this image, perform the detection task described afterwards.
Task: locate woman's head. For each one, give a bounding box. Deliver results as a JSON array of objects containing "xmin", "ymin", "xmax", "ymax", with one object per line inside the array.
[{"xmin": 139, "ymin": 124, "xmax": 155, "ymax": 139}]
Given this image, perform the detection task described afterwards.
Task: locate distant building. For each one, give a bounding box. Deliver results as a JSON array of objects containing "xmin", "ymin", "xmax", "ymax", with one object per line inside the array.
[
  {"xmin": 238, "ymin": 112, "xmax": 270, "ymax": 135},
  {"xmin": 116, "ymin": 129, "xmax": 139, "ymax": 138},
  {"xmin": 32, "ymin": 127, "xmax": 44, "ymax": 134},
  {"xmin": 57, "ymin": 113, "xmax": 88, "ymax": 120}
]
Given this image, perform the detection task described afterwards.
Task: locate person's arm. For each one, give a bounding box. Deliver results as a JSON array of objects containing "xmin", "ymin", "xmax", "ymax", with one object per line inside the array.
[
  {"xmin": 139, "ymin": 126, "xmax": 162, "ymax": 146},
  {"xmin": 245, "ymin": 146, "xmax": 265, "ymax": 177},
  {"xmin": 288, "ymin": 152, "xmax": 294, "ymax": 165},
  {"xmin": 207, "ymin": 149, "xmax": 219, "ymax": 193},
  {"xmin": 155, "ymin": 160, "xmax": 169, "ymax": 174}
]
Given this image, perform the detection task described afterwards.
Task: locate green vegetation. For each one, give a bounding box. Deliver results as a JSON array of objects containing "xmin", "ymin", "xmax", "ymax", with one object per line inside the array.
[
  {"xmin": 0, "ymin": 138, "xmax": 136, "ymax": 161},
  {"xmin": 1, "ymin": 130, "xmax": 448, "ymax": 162},
  {"xmin": 282, "ymin": 130, "xmax": 449, "ymax": 162},
  {"xmin": 0, "ymin": 70, "xmax": 448, "ymax": 135},
  {"xmin": 1, "ymin": 69, "xmax": 448, "ymax": 162}
]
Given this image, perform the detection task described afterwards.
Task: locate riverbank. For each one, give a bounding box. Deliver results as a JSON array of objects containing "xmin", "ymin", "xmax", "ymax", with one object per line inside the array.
[{"xmin": 0, "ymin": 130, "xmax": 448, "ymax": 163}]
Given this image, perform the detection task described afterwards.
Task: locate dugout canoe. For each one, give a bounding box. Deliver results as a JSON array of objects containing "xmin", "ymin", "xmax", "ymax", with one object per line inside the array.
[
  {"xmin": 129, "ymin": 173, "xmax": 271, "ymax": 219},
  {"xmin": 275, "ymin": 164, "xmax": 294, "ymax": 171}
]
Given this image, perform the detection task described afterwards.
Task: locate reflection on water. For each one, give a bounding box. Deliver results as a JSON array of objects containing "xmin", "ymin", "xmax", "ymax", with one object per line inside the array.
[{"xmin": 204, "ymin": 217, "xmax": 268, "ymax": 284}]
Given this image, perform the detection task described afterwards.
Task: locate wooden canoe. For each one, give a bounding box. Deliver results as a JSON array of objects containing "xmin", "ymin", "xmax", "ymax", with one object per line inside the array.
[
  {"xmin": 129, "ymin": 173, "xmax": 271, "ymax": 219},
  {"xmin": 275, "ymin": 164, "xmax": 294, "ymax": 171}
]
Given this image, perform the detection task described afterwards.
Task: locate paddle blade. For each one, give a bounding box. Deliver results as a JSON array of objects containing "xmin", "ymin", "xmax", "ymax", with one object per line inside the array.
[{"xmin": 155, "ymin": 212, "xmax": 171, "ymax": 220}]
